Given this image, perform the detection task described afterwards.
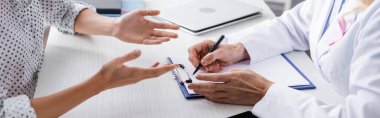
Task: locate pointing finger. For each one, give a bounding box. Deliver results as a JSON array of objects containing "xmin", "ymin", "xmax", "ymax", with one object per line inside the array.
[
  {"xmin": 151, "ymin": 62, "xmax": 160, "ymax": 67},
  {"xmin": 195, "ymin": 73, "xmax": 232, "ymax": 82},
  {"xmin": 115, "ymin": 49, "xmax": 142, "ymax": 65},
  {"xmin": 143, "ymin": 64, "xmax": 179, "ymax": 78}
]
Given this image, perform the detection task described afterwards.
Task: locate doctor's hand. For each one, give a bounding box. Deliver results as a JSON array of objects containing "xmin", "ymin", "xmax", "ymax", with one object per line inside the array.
[
  {"xmin": 111, "ymin": 9, "xmax": 180, "ymax": 45},
  {"xmin": 91, "ymin": 49, "xmax": 179, "ymax": 91},
  {"xmin": 188, "ymin": 69, "xmax": 273, "ymax": 105},
  {"xmin": 188, "ymin": 40, "xmax": 250, "ymax": 72}
]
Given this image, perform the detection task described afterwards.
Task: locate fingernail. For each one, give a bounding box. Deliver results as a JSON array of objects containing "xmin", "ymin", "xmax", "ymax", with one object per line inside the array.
[
  {"xmin": 196, "ymin": 74, "xmax": 205, "ymax": 78},
  {"xmin": 188, "ymin": 84, "xmax": 194, "ymax": 89},
  {"xmin": 133, "ymin": 49, "xmax": 141, "ymax": 54},
  {"xmin": 201, "ymin": 59, "xmax": 207, "ymax": 64}
]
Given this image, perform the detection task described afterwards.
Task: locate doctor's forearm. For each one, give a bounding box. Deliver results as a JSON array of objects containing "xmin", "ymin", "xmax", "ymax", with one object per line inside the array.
[
  {"xmin": 74, "ymin": 9, "xmax": 117, "ymax": 36},
  {"xmin": 31, "ymin": 76, "xmax": 104, "ymax": 118}
]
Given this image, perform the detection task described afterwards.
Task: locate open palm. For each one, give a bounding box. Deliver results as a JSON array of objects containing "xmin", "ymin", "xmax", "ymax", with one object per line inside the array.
[
  {"xmin": 111, "ymin": 10, "xmax": 180, "ymax": 45},
  {"xmin": 95, "ymin": 49, "xmax": 179, "ymax": 90}
]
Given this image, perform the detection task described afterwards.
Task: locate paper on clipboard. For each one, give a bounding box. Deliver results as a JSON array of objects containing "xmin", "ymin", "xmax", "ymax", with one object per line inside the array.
[{"xmin": 169, "ymin": 55, "xmax": 310, "ymax": 94}]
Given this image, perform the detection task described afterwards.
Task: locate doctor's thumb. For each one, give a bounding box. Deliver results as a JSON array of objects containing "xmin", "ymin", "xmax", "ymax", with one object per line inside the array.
[{"xmin": 201, "ymin": 52, "xmax": 219, "ymax": 66}]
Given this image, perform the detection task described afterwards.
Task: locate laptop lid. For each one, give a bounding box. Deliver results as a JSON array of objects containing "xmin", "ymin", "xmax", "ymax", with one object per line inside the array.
[
  {"xmin": 158, "ymin": 0, "xmax": 261, "ymax": 33},
  {"xmin": 80, "ymin": 0, "xmax": 121, "ymax": 14}
]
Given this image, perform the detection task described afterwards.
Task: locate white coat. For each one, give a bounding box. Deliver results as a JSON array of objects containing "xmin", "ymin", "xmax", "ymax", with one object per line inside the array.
[{"xmin": 226, "ymin": 0, "xmax": 380, "ymax": 117}]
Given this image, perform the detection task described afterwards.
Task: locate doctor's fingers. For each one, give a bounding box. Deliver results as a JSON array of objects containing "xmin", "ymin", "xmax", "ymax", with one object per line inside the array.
[
  {"xmin": 193, "ymin": 90, "xmax": 229, "ymax": 99},
  {"xmin": 189, "ymin": 40, "xmax": 215, "ymax": 54},
  {"xmin": 206, "ymin": 97, "xmax": 232, "ymax": 104},
  {"xmin": 195, "ymin": 72, "xmax": 234, "ymax": 82},
  {"xmin": 188, "ymin": 40, "xmax": 216, "ymax": 66},
  {"xmin": 188, "ymin": 46, "xmax": 206, "ymax": 67},
  {"xmin": 200, "ymin": 48, "xmax": 227, "ymax": 66},
  {"xmin": 204, "ymin": 63, "xmax": 224, "ymax": 72},
  {"xmin": 188, "ymin": 83, "xmax": 228, "ymax": 92},
  {"xmin": 188, "ymin": 47, "xmax": 208, "ymax": 67}
]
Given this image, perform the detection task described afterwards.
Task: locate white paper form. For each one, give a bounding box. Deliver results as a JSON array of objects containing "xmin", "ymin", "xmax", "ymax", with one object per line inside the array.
[{"xmin": 170, "ymin": 55, "xmax": 310, "ymax": 94}]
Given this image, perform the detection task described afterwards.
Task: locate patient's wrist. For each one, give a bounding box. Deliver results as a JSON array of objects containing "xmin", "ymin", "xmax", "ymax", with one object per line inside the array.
[
  {"xmin": 108, "ymin": 18, "xmax": 120, "ymax": 37},
  {"xmin": 87, "ymin": 73, "xmax": 107, "ymax": 94}
]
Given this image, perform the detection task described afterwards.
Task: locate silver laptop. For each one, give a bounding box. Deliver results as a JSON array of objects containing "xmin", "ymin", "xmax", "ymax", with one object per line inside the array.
[
  {"xmin": 80, "ymin": 0, "xmax": 121, "ymax": 14},
  {"xmin": 157, "ymin": 0, "xmax": 262, "ymax": 35}
]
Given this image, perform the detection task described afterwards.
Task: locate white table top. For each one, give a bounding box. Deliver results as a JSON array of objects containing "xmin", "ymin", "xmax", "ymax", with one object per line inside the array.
[{"xmin": 34, "ymin": 0, "xmax": 344, "ymax": 117}]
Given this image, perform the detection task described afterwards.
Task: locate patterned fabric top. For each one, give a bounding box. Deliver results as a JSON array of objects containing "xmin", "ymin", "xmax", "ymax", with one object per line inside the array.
[{"xmin": 0, "ymin": 0, "xmax": 93, "ymax": 117}]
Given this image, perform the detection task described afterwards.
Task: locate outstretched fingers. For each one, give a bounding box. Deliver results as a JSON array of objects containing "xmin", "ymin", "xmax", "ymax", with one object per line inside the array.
[
  {"xmin": 140, "ymin": 37, "xmax": 171, "ymax": 45},
  {"xmin": 143, "ymin": 64, "xmax": 179, "ymax": 78},
  {"xmin": 137, "ymin": 9, "xmax": 160, "ymax": 16},
  {"xmin": 152, "ymin": 30, "xmax": 178, "ymax": 38},
  {"xmin": 114, "ymin": 49, "xmax": 142, "ymax": 65}
]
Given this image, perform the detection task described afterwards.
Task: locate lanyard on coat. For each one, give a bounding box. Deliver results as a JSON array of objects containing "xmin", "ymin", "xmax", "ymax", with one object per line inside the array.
[{"xmin": 321, "ymin": 0, "xmax": 346, "ymax": 38}]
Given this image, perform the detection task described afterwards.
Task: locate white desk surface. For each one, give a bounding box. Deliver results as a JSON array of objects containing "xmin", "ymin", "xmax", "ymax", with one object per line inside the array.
[{"xmin": 34, "ymin": 0, "xmax": 344, "ymax": 117}]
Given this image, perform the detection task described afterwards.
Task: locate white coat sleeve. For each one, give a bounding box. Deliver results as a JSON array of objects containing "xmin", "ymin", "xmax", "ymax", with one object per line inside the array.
[
  {"xmin": 251, "ymin": 6, "xmax": 380, "ymax": 118},
  {"xmin": 226, "ymin": 0, "xmax": 316, "ymax": 64}
]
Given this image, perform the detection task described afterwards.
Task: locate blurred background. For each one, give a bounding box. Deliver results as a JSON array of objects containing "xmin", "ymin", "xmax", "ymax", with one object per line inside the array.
[
  {"xmin": 264, "ymin": 0, "xmax": 304, "ymax": 16},
  {"xmin": 79, "ymin": 0, "xmax": 305, "ymax": 17}
]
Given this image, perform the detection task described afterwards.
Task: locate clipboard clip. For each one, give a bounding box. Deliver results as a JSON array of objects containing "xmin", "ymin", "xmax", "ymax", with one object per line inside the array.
[
  {"xmin": 166, "ymin": 57, "xmax": 206, "ymax": 99},
  {"xmin": 167, "ymin": 57, "xmax": 194, "ymax": 85},
  {"xmin": 172, "ymin": 64, "xmax": 193, "ymax": 85},
  {"xmin": 179, "ymin": 64, "xmax": 193, "ymax": 83}
]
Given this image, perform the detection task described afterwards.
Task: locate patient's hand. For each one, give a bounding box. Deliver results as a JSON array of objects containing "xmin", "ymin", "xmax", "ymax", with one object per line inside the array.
[
  {"xmin": 188, "ymin": 40, "xmax": 250, "ymax": 72},
  {"xmin": 92, "ymin": 49, "xmax": 179, "ymax": 90},
  {"xmin": 111, "ymin": 9, "xmax": 180, "ymax": 45}
]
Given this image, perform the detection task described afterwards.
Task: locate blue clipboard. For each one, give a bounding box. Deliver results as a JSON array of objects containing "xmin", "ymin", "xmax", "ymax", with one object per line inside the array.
[
  {"xmin": 167, "ymin": 54, "xmax": 316, "ymax": 99},
  {"xmin": 167, "ymin": 57, "xmax": 204, "ymax": 99}
]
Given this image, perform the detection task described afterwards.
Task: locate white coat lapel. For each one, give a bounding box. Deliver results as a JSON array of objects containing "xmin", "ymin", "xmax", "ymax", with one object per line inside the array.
[
  {"xmin": 317, "ymin": 0, "xmax": 354, "ymax": 59},
  {"xmin": 309, "ymin": 0, "xmax": 336, "ymax": 62}
]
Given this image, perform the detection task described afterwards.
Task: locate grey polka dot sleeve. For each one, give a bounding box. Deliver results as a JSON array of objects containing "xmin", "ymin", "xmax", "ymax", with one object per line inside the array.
[
  {"xmin": 1, "ymin": 87, "xmax": 35, "ymax": 118},
  {"xmin": 0, "ymin": 0, "xmax": 93, "ymax": 117},
  {"xmin": 42, "ymin": 0, "xmax": 95, "ymax": 34}
]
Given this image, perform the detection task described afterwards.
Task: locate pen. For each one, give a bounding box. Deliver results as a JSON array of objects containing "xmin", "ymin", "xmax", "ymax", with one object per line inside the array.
[{"xmin": 192, "ymin": 35, "xmax": 225, "ymax": 75}]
